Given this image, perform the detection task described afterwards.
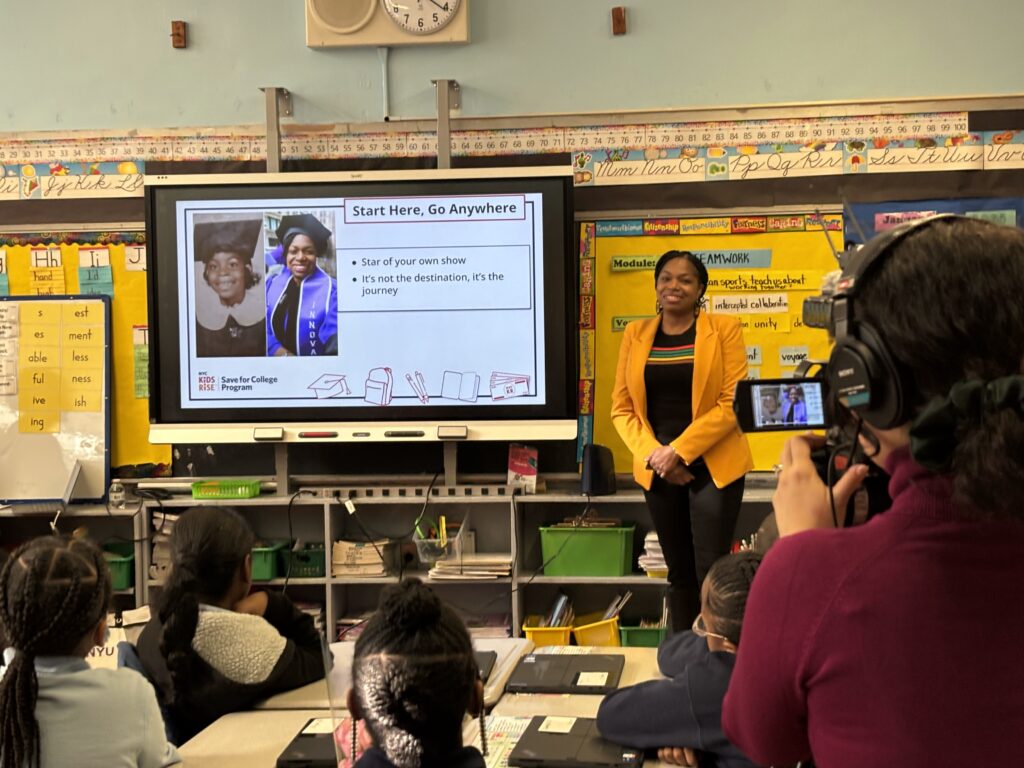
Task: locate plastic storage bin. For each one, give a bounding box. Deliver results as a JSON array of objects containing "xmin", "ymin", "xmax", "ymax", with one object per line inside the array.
[
  {"xmin": 251, "ymin": 540, "xmax": 289, "ymax": 581},
  {"xmin": 522, "ymin": 615, "xmax": 572, "ymax": 648},
  {"xmin": 103, "ymin": 544, "xmax": 135, "ymax": 590},
  {"xmin": 413, "ymin": 512, "xmax": 469, "ymax": 566},
  {"xmin": 619, "ymin": 625, "xmax": 668, "ymax": 648},
  {"xmin": 279, "ymin": 544, "xmax": 326, "ymax": 578},
  {"xmin": 191, "ymin": 479, "xmax": 262, "ymax": 499},
  {"xmin": 538, "ymin": 525, "xmax": 635, "ymax": 577},
  {"xmin": 573, "ymin": 613, "xmax": 621, "ymax": 647}
]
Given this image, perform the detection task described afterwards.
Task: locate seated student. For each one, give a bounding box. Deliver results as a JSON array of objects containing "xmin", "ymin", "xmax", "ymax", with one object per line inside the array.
[
  {"xmin": 0, "ymin": 535, "xmax": 179, "ymax": 768},
  {"xmin": 137, "ymin": 507, "xmax": 324, "ymax": 743},
  {"xmin": 346, "ymin": 578, "xmax": 486, "ymax": 768},
  {"xmin": 596, "ymin": 551, "xmax": 762, "ymax": 768}
]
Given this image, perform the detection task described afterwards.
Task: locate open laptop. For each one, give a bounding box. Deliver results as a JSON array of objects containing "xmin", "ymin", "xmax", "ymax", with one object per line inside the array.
[
  {"xmin": 475, "ymin": 649, "xmax": 498, "ymax": 682},
  {"xmin": 505, "ymin": 653, "xmax": 624, "ymax": 695},
  {"xmin": 277, "ymin": 634, "xmax": 343, "ymax": 767},
  {"xmin": 508, "ymin": 715, "xmax": 644, "ymax": 767}
]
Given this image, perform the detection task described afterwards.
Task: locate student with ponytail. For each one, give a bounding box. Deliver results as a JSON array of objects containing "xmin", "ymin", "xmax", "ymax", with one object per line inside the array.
[
  {"xmin": 597, "ymin": 551, "xmax": 761, "ymax": 768},
  {"xmin": 137, "ymin": 506, "xmax": 324, "ymax": 743},
  {"xmin": 723, "ymin": 216, "xmax": 1024, "ymax": 767},
  {"xmin": 0, "ymin": 535, "xmax": 178, "ymax": 768},
  {"xmin": 346, "ymin": 578, "xmax": 486, "ymax": 768}
]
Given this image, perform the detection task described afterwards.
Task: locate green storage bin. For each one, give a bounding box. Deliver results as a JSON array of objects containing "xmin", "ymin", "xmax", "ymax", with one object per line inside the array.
[
  {"xmin": 191, "ymin": 479, "xmax": 262, "ymax": 499},
  {"xmin": 538, "ymin": 525, "xmax": 635, "ymax": 577},
  {"xmin": 279, "ymin": 544, "xmax": 326, "ymax": 578},
  {"xmin": 619, "ymin": 625, "xmax": 668, "ymax": 648},
  {"xmin": 103, "ymin": 544, "xmax": 135, "ymax": 590},
  {"xmin": 251, "ymin": 540, "xmax": 288, "ymax": 581}
]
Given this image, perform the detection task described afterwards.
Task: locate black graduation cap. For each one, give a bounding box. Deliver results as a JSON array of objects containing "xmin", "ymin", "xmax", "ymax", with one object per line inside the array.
[
  {"xmin": 194, "ymin": 218, "xmax": 262, "ymax": 263},
  {"xmin": 275, "ymin": 213, "xmax": 332, "ymax": 254}
]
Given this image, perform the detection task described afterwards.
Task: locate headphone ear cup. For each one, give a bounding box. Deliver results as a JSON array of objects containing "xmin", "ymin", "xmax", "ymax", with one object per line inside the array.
[{"xmin": 828, "ymin": 324, "xmax": 906, "ymax": 430}]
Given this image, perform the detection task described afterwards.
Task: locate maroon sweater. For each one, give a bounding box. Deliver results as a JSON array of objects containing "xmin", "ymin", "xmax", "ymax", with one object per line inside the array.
[{"xmin": 723, "ymin": 447, "xmax": 1024, "ymax": 767}]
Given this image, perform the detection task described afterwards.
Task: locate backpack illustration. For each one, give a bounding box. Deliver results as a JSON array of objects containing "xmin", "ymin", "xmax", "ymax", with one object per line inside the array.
[{"xmin": 364, "ymin": 367, "xmax": 393, "ymax": 406}]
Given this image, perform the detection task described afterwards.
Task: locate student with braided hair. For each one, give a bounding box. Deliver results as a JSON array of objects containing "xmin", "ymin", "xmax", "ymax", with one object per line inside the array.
[
  {"xmin": 0, "ymin": 535, "xmax": 179, "ymax": 768},
  {"xmin": 136, "ymin": 506, "xmax": 324, "ymax": 743},
  {"xmin": 596, "ymin": 551, "xmax": 762, "ymax": 768},
  {"xmin": 346, "ymin": 578, "xmax": 486, "ymax": 768}
]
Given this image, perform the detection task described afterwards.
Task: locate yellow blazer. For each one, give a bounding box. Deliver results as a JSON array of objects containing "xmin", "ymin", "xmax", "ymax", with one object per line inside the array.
[{"xmin": 611, "ymin": 312, "xmax": 753, "ymax": 490}]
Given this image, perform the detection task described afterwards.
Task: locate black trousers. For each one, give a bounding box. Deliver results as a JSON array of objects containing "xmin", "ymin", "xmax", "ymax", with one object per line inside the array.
[{"xmin": 644, "ymin": 464, "xmax": 745, "ymax": 632}]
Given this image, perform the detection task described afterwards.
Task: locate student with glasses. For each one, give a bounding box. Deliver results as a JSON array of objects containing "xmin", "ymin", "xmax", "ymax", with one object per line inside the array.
[{"xmin": 596, "ymin": 551, "xmax": 762, "ymax": 767}]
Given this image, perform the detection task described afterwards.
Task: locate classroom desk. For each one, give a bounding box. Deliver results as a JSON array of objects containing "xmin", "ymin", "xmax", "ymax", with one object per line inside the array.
[
  {"xmin": 491, "ymin": 646, "xmax": 662, "ymax": 718},
  {"xmin": 178, "ymin": 709, "xmax": 333, "ymax": 768},
  {"xmin": 255, "ymin": 637, "xmax": 534, "ymax": 710}
]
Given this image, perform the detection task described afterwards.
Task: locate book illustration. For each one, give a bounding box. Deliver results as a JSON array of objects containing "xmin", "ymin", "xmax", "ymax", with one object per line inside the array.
[
  {"xmin": 307, "ymin": 373, "xmax": 351, "ymax": 398},
  {"xmin": 405, "ymin": 370, "xmax": 429, "ymax": 404},
  {"xmin": 440, "ymin": 370, "xmax": 480, "ymax": 403},
  {"xmin": 364, "ymin": 366, "xmax": 393, "ymax": 406},
  {"xmin": 490, "ymin": 370, "xmax": 531, "ymax": 401}
]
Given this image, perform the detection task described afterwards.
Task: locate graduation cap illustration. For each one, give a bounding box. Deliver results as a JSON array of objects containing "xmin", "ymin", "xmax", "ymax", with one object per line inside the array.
[
  {"xmin": 194, "ymin": 218, "xmax": 262, "ymax": 263},
  {"xmin": 308, "ymin": 373, "xmax": 351, "ymax": 398},
  {"xmin": 275, "ymin": 213, "xmax": 333, "ymax": 253}
]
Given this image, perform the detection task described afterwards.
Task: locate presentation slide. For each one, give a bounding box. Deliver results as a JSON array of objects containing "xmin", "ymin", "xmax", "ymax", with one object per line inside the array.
[{"xmin": 175, "ymin": 193, "xmax": 546, "ymax": 410}]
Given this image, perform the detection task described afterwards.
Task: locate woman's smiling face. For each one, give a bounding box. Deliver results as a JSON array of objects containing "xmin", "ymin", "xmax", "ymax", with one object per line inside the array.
[
  {"xmin": 656, "ymin": 256, "xmax": 703, "ymax": 315},
  {"xmin": 205, "ymin": 251, "xmax": 248, "ymax": 306},
  {"xmin": 286, "ymin": 233, "xmax": 317, "ymax": 281}
]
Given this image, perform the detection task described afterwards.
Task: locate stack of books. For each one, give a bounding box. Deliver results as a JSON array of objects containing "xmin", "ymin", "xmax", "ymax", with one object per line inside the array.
[
  {"xmin": 638, "ymin": 531, "xmax": 668, "ymax": 579},
  {"xmin": 542, "ymin": 591, "xmax": 574, "ymax": 628},
  {"xmin": 331, "ymin": 538, "xmax": 396, "ymax": 578},
  {"xmin": 460, "ymin": 612, "xmax": 512, "ymax": 639},
  {"xmin": 601, "ymin": 591, "xmax": 634, "ymax": 620},
  {"xmin": 429, "ymin": 552, "xmax": 512, "ymax": 580}
]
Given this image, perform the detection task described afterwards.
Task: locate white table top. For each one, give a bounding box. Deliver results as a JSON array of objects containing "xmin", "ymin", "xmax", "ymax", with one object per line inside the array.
[
  {"xmin": 255, "ymin": 636, "xmax": 534, "ymax": 710},
  {"xmin": 491, "ymin": 646, "xmax": 661, "ymax": 718},
  {"xmin": 178, "ymin": 709, "xmax": 334, "ymax": 768}
]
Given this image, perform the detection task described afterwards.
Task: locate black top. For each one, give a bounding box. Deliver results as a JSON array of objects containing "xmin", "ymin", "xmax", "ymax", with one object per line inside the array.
[
  {"xmin": 196, "ymin": 315, "xmax": 265, "ymax": 358},
  {"xmin": 272, "ymin": 278, "xmax": 301, "ymax": 355},
  {"xmin": 644, "ymin": 323, "xmax": 697, "ymax": 444}
]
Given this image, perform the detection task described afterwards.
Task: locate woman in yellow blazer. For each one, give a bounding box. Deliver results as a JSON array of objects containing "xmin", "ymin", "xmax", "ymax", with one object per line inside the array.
[{"xmin": 611, "ymin": 251, "xmax": 753, "ymax": 631}]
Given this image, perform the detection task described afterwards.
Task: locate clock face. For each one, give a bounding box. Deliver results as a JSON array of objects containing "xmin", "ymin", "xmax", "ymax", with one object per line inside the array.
[{"xmin": 380, "ymin": 0, "xmax": 460, "ymax": 35}]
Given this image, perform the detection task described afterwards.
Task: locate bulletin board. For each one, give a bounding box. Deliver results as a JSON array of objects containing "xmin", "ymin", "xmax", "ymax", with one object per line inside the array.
[
  {"xmin": 585, "ymin": 212, "xmax": 842, "ymax": 472},
  {"xmin": 0, "ymin": 296, "xmax": 110, "ymax": 502},
  {"xmin": 0, "ymin": 235, "xmax": 169, "ymax": 468}
]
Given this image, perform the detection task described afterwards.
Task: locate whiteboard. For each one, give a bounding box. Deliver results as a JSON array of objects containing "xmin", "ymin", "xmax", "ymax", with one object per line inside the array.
[{"xmin": 0, "ymin": 296, "xmax": 110, "ymax": 503}]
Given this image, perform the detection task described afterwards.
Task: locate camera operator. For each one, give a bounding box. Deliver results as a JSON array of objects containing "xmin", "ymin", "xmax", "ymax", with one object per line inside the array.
[{"xmin": 722, "ymin": 216, "xmax": 1024, "ymax": 768}]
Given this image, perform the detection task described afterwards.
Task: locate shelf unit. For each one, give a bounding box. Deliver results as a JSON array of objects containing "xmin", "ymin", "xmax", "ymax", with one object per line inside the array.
[{"xmin": 0, "ymin": 477, "xmax": 772, "ymax": 634}]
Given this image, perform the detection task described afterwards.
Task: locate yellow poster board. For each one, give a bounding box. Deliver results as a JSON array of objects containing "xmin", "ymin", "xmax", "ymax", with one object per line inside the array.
[
  {"xmin": 0, "ymin": 240, "xmax": 168, "ymax": 467},
  {"xmin": 591, "ymin": 213, "xmax": 842, "ymax": 472}
]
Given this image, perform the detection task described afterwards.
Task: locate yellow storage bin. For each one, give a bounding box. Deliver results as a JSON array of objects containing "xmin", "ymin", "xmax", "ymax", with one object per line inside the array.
[
  {"xmin": 572, "ymin": 612, "xmax": 621, "ymax": 647},
  {"xmin": 523, "ymin": 615, "xmax": 572, "ymax": 648}
]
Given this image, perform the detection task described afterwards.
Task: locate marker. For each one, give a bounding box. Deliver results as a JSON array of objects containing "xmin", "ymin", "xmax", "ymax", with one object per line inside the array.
[{"xmin": 298, "ymin": 431, "xmax": 338, "ymax": 438}]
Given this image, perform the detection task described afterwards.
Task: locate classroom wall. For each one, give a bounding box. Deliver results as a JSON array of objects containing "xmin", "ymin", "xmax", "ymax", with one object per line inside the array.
[{"xmin": 6, "ymin": 0, "xmax": 1024, "ymax": 134}]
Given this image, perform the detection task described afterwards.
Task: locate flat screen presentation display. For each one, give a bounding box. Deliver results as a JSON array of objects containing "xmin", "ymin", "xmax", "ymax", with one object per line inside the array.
[{"xmin": 145, "ymin": 168, "xmax": 577, "ymax": 443}]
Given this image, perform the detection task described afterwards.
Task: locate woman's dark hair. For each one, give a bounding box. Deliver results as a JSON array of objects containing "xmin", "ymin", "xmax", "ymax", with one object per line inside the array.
[
  {"xmin": 653, "ymin": 250, "xmax": 709, "ymax": 295},
  {"xmin": 158, "ymin": 506, "xmax": 255, "ymax": 708},
  {"xmin": 704, "ymin": 550, "xmax": 763, "ymax": 646},
  {"xmin": 857, "ymin": 217, "xmax": 1024, "ymax": 519},
  {"xmin": 201, "ymin": 230, "xmax": 261, "ymax": 290},
  {"xmin": 352, "ymin": 578, "xmax": 477, "ymax": 768},
  {"xmin": 0, "ymin": 536, "xmax": 111, "ymax": 768}
]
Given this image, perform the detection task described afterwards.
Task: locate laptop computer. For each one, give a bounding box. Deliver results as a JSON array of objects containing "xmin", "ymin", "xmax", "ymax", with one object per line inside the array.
[
  {"xmin": 276, "ymin": 718, "xmax": 340, "ymax": 768},
  {"xmin": 475, "ymin": 649, "xmax": 498, "ymax": 682},
  {"xmin": 505, "ymin": 653, "xmax": 624, "ymax": 695},
  {"xmin": 508, "ymin": 715, "xmax": 644, "ymax": 767}
]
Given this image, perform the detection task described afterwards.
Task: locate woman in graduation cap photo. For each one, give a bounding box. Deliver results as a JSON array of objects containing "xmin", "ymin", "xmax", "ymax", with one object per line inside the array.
[
  {"xmin": 194, "ymin": 215, "xmax": 267, "ymax": 358},
  {"xmin": 265, "ymin": 212, "xmax": 339, "ymax": 357}
]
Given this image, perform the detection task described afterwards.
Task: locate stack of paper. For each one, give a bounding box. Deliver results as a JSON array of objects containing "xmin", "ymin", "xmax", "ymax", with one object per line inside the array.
[
  {"xmin": 331, "ymin": 538, "xmax": 396, "ymax": 578},
  {"xmin": 429, "ymin": 552, "xmax": 512, "ymax": 580},
  {"xmin": 461, "ymin": 612, "xmax": 512, "ymax": 639},
  {"xmin": 638, "ymin": 531, "xmax": 668, "ymax": 578}
]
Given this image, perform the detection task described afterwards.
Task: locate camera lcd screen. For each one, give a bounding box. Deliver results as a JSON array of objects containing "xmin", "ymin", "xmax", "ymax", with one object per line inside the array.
[{"xmin": 750, "ymin": 380, "xmax": 827, "ymax": 429}]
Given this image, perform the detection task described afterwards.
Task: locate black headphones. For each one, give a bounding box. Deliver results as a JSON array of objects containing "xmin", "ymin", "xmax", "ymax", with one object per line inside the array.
[{"xmin": 826, "ymin": 213, "xmax": 964, "ymax": 429}]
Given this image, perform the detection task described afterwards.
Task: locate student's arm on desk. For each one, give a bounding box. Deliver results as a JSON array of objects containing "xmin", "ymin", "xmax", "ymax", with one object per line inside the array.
[
  {"xmin": 596, "ymin": 672, "xmax": 704, "ymax": 751},
  {"xmin": 260, "ymin": 591, "xmax": 326, "ymax": 692},
  {"xmin": 657, "ymin": 631, "xmax": 704, "ymax": 678}
]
